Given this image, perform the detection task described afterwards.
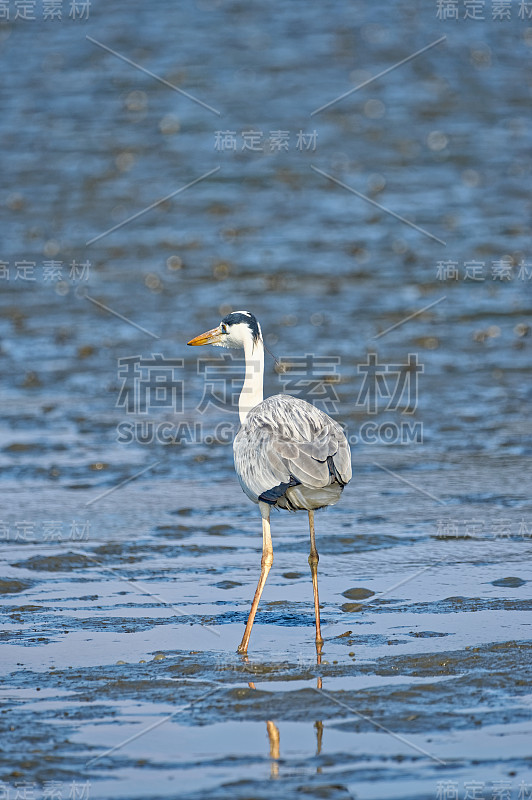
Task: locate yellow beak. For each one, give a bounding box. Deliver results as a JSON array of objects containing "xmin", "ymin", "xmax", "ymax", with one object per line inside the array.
[{"xmin": 187, "ymin": 326, "xmax": 223, "ymax": 346}]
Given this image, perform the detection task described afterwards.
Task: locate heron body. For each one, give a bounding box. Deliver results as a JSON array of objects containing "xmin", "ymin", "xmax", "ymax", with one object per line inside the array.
[
  {"xmin": 234, "ymin": 394, "xmax": 351, "ymax": 511},
  {"xmin": 188, "ymin": 311, "xmax": 352, "ymax": 654}
]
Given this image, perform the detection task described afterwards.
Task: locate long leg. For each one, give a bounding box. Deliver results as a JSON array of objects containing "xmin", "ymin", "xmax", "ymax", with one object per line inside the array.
[
  {"xmin": 237, "ymin": 502, "xmax": 273, "ymax": 654},
  {"xmin": 308, "ymin": 510, "xmax": 323, "ymax": 651}
]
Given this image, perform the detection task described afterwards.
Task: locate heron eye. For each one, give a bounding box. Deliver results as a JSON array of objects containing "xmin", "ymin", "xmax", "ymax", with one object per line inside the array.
[{"xmin": 221, "ymin": 324, "xmax": 228, "ymax": 334}]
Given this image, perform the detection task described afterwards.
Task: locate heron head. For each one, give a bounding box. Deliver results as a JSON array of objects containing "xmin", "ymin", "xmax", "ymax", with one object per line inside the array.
[{"xmin": 187, "ymin": 311, "xmax": 262, "ymax": 350}]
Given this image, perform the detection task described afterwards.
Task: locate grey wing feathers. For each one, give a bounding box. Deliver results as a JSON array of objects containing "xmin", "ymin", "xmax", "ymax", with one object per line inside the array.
[{"xmin": 233, "ymin": 394, "xmax": 352, "ymax": 505}]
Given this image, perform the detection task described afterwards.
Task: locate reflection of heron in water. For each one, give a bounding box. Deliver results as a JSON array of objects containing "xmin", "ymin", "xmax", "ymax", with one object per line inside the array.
[
  {"xmin": 247, "ymin": 676, "xmax": 323, "ymax": 780},
  {"xmin": 188, "ymin": 311, "xmax": 352, "ymax": 654}
]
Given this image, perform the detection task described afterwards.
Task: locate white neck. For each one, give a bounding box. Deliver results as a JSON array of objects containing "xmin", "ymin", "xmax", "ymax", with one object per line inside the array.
[{"xmin": 239, "ymin": 335, "xmax": 264, "ymax": 425}]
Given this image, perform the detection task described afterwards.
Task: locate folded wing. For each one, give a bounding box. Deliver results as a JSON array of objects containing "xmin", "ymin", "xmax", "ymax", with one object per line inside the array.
[{"xmin": 233, "ymin": 394, "xmax": 352, "ymax": 505}]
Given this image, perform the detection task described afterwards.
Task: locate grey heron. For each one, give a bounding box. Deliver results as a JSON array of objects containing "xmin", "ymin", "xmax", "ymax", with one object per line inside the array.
[{"xmin": 188, "ymin": 311, "xmax": 352, "ymax": 654}]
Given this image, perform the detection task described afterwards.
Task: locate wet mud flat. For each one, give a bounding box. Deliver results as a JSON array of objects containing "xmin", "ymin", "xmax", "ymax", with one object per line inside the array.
[{"xmin": 1, "ymin": 461, "xmax": 531, "ymax": 799}]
